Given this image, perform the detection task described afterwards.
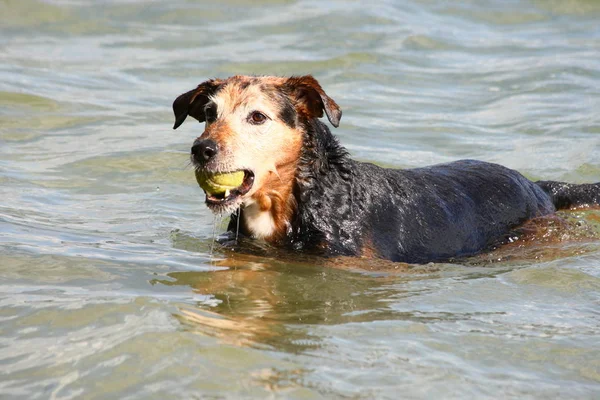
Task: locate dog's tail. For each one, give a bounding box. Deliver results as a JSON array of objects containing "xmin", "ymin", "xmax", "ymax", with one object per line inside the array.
[{"xmin": 536, "ymin": 180, "xmax": 600, "ymax": 210}]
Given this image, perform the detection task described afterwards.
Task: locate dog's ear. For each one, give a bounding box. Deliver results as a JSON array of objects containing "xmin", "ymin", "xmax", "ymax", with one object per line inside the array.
[
  {"xmin": 172, "ymin": 79, "xmax": 223, "ymax": 129},
  {"xmin": 284, "ymin": 75, "xmax": 342, "ymax": 128}
]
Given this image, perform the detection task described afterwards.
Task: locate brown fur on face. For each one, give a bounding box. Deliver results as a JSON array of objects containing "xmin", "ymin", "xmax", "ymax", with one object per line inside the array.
[{"xmin": 172, "ymin": 75, "xmax": 341, "ymax": 242}]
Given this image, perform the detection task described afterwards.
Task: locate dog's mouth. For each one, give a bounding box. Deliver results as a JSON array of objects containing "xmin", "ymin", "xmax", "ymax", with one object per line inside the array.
[{"xmin": 195, "ymin": 169, "xmax": 255, "ymax": 207}]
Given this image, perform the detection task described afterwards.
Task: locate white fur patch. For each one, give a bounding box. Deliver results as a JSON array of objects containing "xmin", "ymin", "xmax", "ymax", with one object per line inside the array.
[
  {"xmin": 210, "ymin": 94, "xmax": 226, "ymax": 119},
  {"xmin": 242, "ymin": 200, "xmax": 276, "ymax": 239}
]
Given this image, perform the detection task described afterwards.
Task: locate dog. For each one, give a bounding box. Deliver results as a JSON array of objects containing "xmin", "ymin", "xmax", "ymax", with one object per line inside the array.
[{"xmin": 172, "ymin": 75, "xmax": 600, "ymax": 264}]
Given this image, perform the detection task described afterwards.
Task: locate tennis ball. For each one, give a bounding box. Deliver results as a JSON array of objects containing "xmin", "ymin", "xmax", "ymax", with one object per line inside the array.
[{"xmin": 195, "ymin": 170, "xmax": 245, "ymax": 195}]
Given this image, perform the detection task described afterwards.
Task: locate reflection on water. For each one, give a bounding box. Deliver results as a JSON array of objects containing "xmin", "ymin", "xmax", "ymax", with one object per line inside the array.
[
  {"xmin": 156, "ymin": 207, "xmax": 600, "ymax": 353},
  {"xmin": 470, "ymin": 209, "xmax": 600, "ymax": 265},
  {"xmin": 154, "ymin": 255, "xmax": 413, "ymax": 351},
  {"xmin": 2, "ymin": 0, "xmax": 600, "ymax": 397},
  {"xmin": 158, "ymin": 259, "xmax": 495, "ymax": 352}
]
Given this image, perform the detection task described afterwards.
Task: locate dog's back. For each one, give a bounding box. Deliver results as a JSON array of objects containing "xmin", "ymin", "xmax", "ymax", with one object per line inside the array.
[{"xmin": 299, "ymin": 156, "xmax": 555, "ymax": 263}]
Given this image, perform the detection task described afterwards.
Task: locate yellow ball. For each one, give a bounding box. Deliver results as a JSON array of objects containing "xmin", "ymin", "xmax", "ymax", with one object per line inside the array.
[{"xmin": 195, "ymin": 170, "xmax": 245, "ymax": 195}]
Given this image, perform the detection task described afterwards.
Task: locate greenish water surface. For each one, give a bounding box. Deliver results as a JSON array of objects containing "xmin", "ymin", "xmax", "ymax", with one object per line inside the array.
[{"xmin": 1, "ymin": 0, "xmax": 600, "ymax": 398}]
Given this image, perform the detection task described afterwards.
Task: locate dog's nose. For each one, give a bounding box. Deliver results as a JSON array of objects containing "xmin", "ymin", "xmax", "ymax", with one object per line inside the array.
[{"xmin": 191, "ymin": 139, "xmax": 218, "ymax": 163}]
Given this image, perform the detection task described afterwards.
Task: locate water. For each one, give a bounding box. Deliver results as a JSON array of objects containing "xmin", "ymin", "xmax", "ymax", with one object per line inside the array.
[{"xmin": 2, "ymin": 0, "xmax": 600, "ymax": 398}]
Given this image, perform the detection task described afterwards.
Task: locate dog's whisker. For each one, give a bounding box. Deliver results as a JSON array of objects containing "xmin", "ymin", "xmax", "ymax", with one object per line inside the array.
[
  {"xmin": 210, "ymin": 214, "xmax": 218, "ymax": 257},
  {"xmin": 183, "ymin": 159, "xmax": 194, "ymax": 170},
  {"xmin": 236, "ymin": 207, "xmax": 241, "ymax": 243}
]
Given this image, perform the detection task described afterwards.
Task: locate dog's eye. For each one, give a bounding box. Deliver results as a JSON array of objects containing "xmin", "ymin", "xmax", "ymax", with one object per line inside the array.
[
  {"xmin": 248, "ymin": 111, "xmax": 268, "ymax": 125},
  {"xmin": 204, "ymin": 105, "xmax": 217, "ymax": 123}
]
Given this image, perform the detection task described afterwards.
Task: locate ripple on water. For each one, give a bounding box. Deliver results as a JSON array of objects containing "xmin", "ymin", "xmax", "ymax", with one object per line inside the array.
[
  {"xmin": 2, "ymin": 0, "xmax": 600, "ymax": 398},
  {"xmin": 505, "ymin": 263, "xmax": 600, "ymax": 292},
  {"xmin": 0, "ymin": 90, "xmax": 105, "ymax": 144}
]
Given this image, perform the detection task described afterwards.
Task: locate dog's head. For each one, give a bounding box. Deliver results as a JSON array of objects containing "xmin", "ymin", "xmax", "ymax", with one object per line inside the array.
[{"xmin": 172, "ymin": 75, "xmax": 342, "ymax": 215}]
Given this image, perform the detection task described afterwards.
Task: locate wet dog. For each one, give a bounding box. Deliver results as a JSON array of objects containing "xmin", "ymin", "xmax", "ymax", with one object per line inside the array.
[{"xmin": 173, "ymin": 75, "xmax": 600, "ymax": 263}]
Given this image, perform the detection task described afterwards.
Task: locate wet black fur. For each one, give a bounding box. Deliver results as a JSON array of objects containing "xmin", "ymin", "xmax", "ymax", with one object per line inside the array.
[
  {"xmin": 229, "ymin": 119, "xmax": 600, "ymax": 264},
  {"xmin": 535, "ymin": 181, "xmax": 600, "ymax": 210}
]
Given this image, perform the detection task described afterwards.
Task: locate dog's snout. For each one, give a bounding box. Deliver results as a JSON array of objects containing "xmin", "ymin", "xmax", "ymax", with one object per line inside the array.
[{"xmin": 191, "ymin": 139, "xmax": 219, "ymax": 163}]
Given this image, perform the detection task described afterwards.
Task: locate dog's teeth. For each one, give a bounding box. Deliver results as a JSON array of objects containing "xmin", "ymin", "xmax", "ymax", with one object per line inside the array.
[{"xmin": 224, "ymin": 189, "xmax": 230, "ymax": 197}]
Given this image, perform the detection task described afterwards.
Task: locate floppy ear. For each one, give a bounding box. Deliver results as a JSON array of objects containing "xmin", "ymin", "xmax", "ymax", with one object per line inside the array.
[
  {"xmin": 284, "ymin": 75, "xmax": 342, "ymax": 127},
  {"xmin": 172, "ymin": 79, "xmax": 223, "ymax": 129}
]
